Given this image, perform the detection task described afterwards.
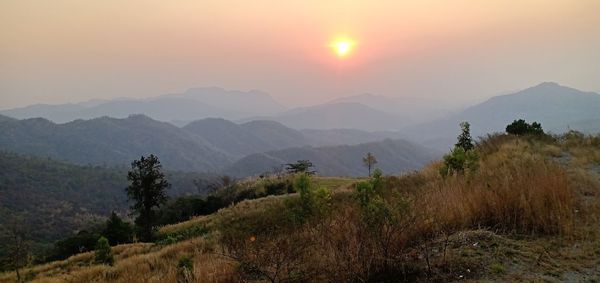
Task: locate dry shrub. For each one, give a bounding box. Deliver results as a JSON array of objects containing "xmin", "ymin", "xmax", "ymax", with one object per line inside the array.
[
  {"xmin": 215, "ymin": 194, "xmax": 314, "ymax": 282},
  {"xmin": 476, "ymin": 133, "xmax": 516, "ymax": 156}
]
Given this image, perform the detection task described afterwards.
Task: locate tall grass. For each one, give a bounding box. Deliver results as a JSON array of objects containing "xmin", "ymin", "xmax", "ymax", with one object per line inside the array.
[{"xmin": 421, "ymin": 141, "xmax": 574, "ymax": 235}]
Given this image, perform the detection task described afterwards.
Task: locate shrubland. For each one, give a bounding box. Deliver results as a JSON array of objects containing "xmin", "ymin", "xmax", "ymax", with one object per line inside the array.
[{"xmin": 2, "ymin": 129, "xmax": 600, "ymax": 282}]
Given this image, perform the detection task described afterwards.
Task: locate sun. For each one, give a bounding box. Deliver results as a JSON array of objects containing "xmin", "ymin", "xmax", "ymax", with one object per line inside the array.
[{"xmin": 330, "ymin": 38, "xmax": 355, "ymax": 58}]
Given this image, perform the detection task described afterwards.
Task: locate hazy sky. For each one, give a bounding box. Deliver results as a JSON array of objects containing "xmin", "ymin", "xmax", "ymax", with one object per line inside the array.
[{"xmin": 1, "ymin": 0, "xmax": 599, "ymax": 109}]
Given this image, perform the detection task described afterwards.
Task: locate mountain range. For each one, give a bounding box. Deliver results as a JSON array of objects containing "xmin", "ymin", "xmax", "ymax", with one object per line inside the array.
[
  {"xmin": 1, "ymin": 87, "xmax": 285, "ymax": 124},
  {"xmin": 253, "ymin": 102, "xmax": 408, "ymax": 131},
  {"xmin": 402, "ymin": 82, "xmax": 600, "ymax": 150},
  {"xmin": 0, "ymin": 114, "xmax": 435, "ymax": 175},
  {"xmin": 2, "ymin": 82, "xmax": 598, "ymax": 166}
]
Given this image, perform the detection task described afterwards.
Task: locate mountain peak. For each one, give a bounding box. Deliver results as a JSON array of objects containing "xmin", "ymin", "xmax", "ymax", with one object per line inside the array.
[{"xmin": 535, "ymin": 82, "xmax": 561, "ymax": 88}]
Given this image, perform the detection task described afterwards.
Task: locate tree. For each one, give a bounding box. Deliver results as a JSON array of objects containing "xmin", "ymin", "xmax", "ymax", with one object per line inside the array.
[
  {"xmin": 440, "ymin": 122, "xmax": 479, "ymax": 177},
  {"xmin": 362, "ymin": 152, "xmax": 378, "ymax": 177},
  {"xmin": 285, "ymin": 160, "xmax": 316, "ymax": 175},
  {"xmin": 103, "ymin": 212, "xmax": 134, "ymax": 245},
  {"xmin": 455, "ymin": 121, "xmax": 474, "ymax": 151},
  {"xmin": 506, "ymin": 119, "xmax": 545, "ymax": 136},
  {"xmin": 0, "ymin": 217, "xmax": 30, "ymax": 282},
  {"xmin": 126, "ymin": 154, "xmax": 170, "ymax": 242},
  {"xmin": 94, "ymin": 237, "xmax": 114, "ymax": 265}
]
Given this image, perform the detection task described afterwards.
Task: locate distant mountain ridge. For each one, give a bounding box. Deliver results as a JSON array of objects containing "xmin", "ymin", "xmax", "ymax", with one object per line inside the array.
[
  {"xmin": 0, "ymin": 115, "xmax": 424, "ymax": 174},
  {"xmin": 225, "ymin": 139, "xmax": 440, "ymax": 177},
  {"xmin": 0, "ymin": 115, "xmax": 235, "ymax": 171},
  {"xmin": 255, "ymin": 102, "xmax": 408, "ymax": 131},
  {"xmin": 1, "ymin": 87, "xmax": 286, "ymax": 123},
  {"xmin": 328, "ymin": 93, "xmax": 452, "ymax": 122},
  {"xmin": 403, "ymin": 82, "xmax": 600, "ymax": 149}
]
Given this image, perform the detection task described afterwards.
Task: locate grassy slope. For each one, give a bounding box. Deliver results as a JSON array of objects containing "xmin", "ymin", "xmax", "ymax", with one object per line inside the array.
[{"xmin": 2, "ymin": 135, "xmax": 600, "ymax": 282}]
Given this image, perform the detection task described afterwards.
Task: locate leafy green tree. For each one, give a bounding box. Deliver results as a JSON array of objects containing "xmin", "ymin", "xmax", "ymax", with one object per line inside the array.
[
  {"xmin": 505, "ymin": 119, "xmax": 529, "ymax": 135},
  {"xmin": 94, "ymin": 236, "xmax": 114, "ymax": 265},
  {"xmin": 285, "ymin": 160, "xmax": 316, "ymax": 175},
  {"xmin": 362, "ymin": 152, "xmax": 378, "ymax": 177},
  {"xmin": 52, "ymin": 230, "xmax": 100, "ymax": 260},
  {"xmin": 126, "ymin": 154, "xmax": 170, "ymax": 242},
  {"xmin": 102, "ymin": 212, "xmax": 134, "ymax": 245},
  {"xmin": 506, "ymin": 119, "xmax": 545, "ymax": 136},
  {"xmin": 455, "ymin": 121, "xmax": 474, "ymax": 151}
]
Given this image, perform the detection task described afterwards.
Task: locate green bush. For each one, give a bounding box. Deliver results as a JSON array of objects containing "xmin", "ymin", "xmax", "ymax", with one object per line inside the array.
[
  {"xmin": 506, "ymin": 119, "xmax": 544, "ymax": 136},
  {"xmin": 94, "ymin": 236, "xmax": 114, "ymax": 265},
  {"xmin": 439, "ymin": 147, "xmax": 479, "ymax": 177}
]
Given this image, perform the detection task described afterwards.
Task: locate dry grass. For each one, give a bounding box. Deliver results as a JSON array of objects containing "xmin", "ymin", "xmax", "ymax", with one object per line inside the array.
[
  {"xmin": 420, "ymin": 141, "xmax": 574, "ymax": 236},
  {"xmin": 1, "ymin": 239, "xmax": 237, "ymax": 283},
  {"xmin": 5, "ymin": 135, "xmax": 598, "ymax": 282}
]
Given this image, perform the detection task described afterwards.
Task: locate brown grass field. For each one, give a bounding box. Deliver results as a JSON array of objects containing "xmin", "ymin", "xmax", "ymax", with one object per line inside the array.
[{"xmin": 2, "ymin": 133, "xmax": 600, "ymax": 282}]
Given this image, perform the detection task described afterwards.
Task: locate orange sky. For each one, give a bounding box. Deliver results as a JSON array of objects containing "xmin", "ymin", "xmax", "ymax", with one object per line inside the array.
[{"xmin": 1, "ymin": 0, "xmax": 599, "ymax": 109}]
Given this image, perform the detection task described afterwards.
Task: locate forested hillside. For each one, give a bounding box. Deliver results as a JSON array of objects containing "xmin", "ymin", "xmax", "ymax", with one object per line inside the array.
[
  {"xmin": 0, "ymin": 152, "xmax": 216, "ymax": 265},
  {"xmin": 0, "ymin": 115, "xmax": 430, "ymax": 175}
]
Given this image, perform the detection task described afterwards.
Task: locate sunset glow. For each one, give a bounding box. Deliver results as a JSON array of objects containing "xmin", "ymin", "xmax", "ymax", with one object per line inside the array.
[{"xmin": 330, "ymin": 39, "xmax": 356, "ymax": 58}]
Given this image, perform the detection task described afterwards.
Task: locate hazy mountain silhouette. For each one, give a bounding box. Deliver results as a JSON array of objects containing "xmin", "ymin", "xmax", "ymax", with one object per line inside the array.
[
  {"xmin": 0, "ymin": 115, "xmax": 416, "ymax": 172},
  {"xmin": 259, "ymin": 102, "xmax": 407, "ymax": 131},
  {"xmin": 0, "ymin": 114, "xmax": 16, "ymax": 122},
  {"xmin": 0, "ymin": 115, "xmax": 235, "ymax": 171},
  {"xmin": 329, "ymin": 93, "xmax": 451, "ymax": 122},
  {"xmin": 405, "ymin": 82, "xmax": 600, "ymax": 149},
  {"xmin": 183, "ymin": 118, "xmax": 309, "ymax": 158},
  {"xmin": 225, "ymin": 139, "xmax": 440, "ymax": 177},
  {"xmin": 1, "ymin": 87, "xmax": 286, "ymax": 123},
  {"xmin": 300, "ymin": 128, "xmax": 407, "ymax": 146}
]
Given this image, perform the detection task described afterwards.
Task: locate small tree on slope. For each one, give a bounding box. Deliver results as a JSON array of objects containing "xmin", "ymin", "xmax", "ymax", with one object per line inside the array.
[{"xmin": 126, "ymin": 154, "xmax": 170, "ymax": 242}]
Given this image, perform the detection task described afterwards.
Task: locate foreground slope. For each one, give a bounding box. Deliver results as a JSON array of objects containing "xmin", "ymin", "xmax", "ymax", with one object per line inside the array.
[{"xmin": 4, "ymin": 133, "xmax": 600, "ymax": 282}]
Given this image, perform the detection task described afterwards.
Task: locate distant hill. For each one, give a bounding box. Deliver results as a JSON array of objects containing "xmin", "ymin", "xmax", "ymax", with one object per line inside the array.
[
  {"xmin": 329, "ymin": 93, "xmax": 451, "ymax": 122},
  {"xmin": 404, "ymin": 82, "xmax": 600, "ymax": 149},
  {"xmin": 0, "ymin": 115, "xmax": 235, "ymax": 171},
  {"xmin": 183, "ymin": 119, "xmax": 309, "ymax": 158},
  {"xmin": 261, "ymin": 102, "xmax": 407, "ymax": 131},
  {"xmin": 0, "ymin": 115, "xmax": 414, "ymax": 172},
  {"xmin": 0, "ymin": 151, "xmax": 217, "ymax": 255},
  {"xmin": 0, "ymin": 114, "xmax": 15, "ymax": 123},
  {"xmin": 225, "ymin": 139, "xmax": 440, "ymax": 177},
  {"xmin": 0, "ymin": 87, "xmax": 286, "ymax": 123},
  {"xmin": 300, "ymin": 128, "xmax": 406, "ymax": 146}
]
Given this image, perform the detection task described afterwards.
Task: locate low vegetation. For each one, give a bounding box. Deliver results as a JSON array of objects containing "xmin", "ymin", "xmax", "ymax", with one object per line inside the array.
[{"xmin": 2, "ymin": 122, "xmax": 600, "ymax": 282}]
